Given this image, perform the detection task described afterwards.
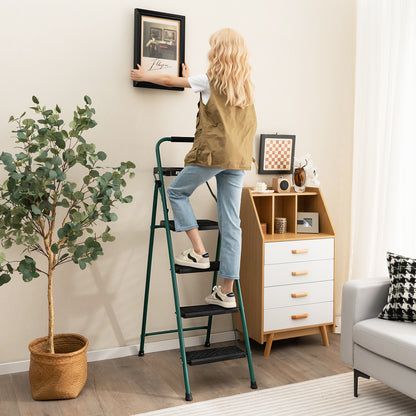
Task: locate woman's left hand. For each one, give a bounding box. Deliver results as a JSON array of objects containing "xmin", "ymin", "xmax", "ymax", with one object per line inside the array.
[{"xmin": 130, "ymin": 64, "xmax": 146, "ymax": 82}]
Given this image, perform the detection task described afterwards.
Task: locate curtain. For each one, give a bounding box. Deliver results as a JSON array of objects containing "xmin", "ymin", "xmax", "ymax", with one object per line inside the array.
[{"xmin": 349, "ymin": 0, "xmax": 416, "ymax": 280}]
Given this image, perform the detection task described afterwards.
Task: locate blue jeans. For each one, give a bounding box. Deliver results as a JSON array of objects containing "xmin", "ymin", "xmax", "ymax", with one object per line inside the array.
[{"xmin": 166, "ymin": 165, "xmax": 245, "ymax": 280}]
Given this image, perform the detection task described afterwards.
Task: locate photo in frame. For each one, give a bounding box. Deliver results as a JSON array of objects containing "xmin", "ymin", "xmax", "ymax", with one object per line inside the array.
[
  {"xmin": 133, "ymin": 9, "xmax": 185, "ymax": 91},
  {"xmin": 297, "ymin": 212, "xmax": 319, "ymax": 233},
  {"xmin": 258, "ymin": 134, "xmax": 296, "ymax": 174}
]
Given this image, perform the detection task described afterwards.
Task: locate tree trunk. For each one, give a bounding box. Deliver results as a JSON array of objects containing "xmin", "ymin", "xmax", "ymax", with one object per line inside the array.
[{"xmin": 47, "ymin": 256, "xmax": 55, "ymax": 354}]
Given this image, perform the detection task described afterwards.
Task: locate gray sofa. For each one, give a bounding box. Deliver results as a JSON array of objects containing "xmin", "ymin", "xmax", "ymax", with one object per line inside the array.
[{"xmin": 341, "ymin": 278, "xmax": 416, "ymax": 399}]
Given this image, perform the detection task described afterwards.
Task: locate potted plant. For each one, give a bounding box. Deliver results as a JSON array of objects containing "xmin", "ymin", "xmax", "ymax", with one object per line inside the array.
[{"xmin": 0, "ymin": 96, "xmax": 135, "ymax": 400}]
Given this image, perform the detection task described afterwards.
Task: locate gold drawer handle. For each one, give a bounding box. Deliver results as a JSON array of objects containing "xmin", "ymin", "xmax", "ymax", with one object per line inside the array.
[
  {"xmin": 292, "ymin": 270, "xmax": 309, "ymax": 276},
  {"xmin": 291, "ymin": 292, "xmax": 308, "ymax": 298},
  {"xmin": 292, "ymin": 249, "xmax": 309, "ymax": 254},
  {"xmin": 291, "ymin": 313, "xmax": 309, "ymax": 320}
]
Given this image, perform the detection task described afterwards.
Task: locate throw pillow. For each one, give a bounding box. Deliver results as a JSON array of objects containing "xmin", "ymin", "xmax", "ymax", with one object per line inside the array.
[{"xmin": 378, "ymin": 252, "xmax": 416, "ymax": 322}]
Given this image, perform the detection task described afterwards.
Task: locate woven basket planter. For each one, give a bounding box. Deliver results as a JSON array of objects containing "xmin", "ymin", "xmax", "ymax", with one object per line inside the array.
[{"xmin": 28, "ymin": 333, "xmax": 88, "ymax": 400}]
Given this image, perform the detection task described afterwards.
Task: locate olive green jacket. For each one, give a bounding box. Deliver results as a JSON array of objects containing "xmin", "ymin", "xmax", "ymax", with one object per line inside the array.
[{"xmin": 184, "ymin": 80, "xmax": 257, "ymax": 170}]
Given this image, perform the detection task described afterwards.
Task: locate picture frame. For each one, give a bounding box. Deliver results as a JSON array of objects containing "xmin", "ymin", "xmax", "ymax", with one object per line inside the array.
[
  {"xmin": 297, "ymin": 212, "xmax": 319, "ymax": 233},
  {"xmin": 258, "ymin": 134, "xmax": 296, "ymax": 174},
  {"xmin": 133, "ymin": 9, "xmax": 185, "ymax": 91}
]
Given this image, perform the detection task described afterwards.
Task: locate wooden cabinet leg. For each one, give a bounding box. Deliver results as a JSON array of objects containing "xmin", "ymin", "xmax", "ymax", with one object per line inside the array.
[
  {"xmin": 264, "ymin": 334, "xmax": 274, "ymax": 357},
  {"xmin": 319, "ymin": 325, "xmax": 329, "ymax": 346}
]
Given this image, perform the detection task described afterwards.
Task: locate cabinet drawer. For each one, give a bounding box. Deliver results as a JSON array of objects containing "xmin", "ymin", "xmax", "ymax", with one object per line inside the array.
[
  {"xmin": 264, "ymin": 302, "xmax": 333, "ymax": 332},
  {"xmin": 264, "ymin": 259, "xmax": 334, "ymax": 287},
  {"xmin": 264, "ymin": 281, "xmax": 333, "ymax": 309},
  {"xmin": 264, "ymin": 238, "xmax": 334, "ymax": 265}
]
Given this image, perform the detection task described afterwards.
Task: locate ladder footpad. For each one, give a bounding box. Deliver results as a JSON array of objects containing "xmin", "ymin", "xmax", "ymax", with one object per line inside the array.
[
  {"xmin": 186, "ymin": 346, "xmax": 246, "ymax": 366},
  {"xmin": 160, "ymin": 219, "xmax": 219, "ymax": 231},
  {"xmin": 180, "ymin": 304, "xmax": 239, "ymax": 318},
  {"xmin": 175, "ymin": 261, "xmax": 220, "ymax": 274}
]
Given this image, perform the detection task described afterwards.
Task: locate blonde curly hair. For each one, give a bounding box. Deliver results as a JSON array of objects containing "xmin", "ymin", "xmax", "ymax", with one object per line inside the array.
[{"xmin": 207, "ymin": 28, "xmax": 254, "ymax": 108}]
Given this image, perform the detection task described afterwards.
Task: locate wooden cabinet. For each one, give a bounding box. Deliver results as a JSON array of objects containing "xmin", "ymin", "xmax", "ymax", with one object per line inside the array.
[{"xmin": 236, "ymin": 187, "xmax": 335, "ymax": 356}]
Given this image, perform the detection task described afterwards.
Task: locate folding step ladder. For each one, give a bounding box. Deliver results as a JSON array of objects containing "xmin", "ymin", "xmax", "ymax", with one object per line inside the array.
[{"xmin": 139, "ymin": 136, "xmax": 257, "ymax": 401}]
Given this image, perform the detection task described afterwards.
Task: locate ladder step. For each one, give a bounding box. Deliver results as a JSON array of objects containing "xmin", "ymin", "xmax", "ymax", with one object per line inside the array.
[
  {"xmin": 180, "ymin": 304, "xmax": 239, "ymax": 318},
  {"xmin": 153, "ymin": 166, "xmax": 183, "ymax": 176},
  {"xmin": 160, "ymin": 219, "xmax": 219, "ymax": 231},
  {"xmin": 186, "ymin": 346, "xmax": 246, "ymax": 365},
  {"xmin": 175, "ymin": 261, "xmax": 219, "ymax": 274}
]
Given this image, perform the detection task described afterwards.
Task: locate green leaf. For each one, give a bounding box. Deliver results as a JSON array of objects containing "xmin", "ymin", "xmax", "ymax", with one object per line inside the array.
[
  {"xmin": 0, "ymin": 252, "xmax": 6, "ymax": 263},
  {"xmin": 31, "ymin": 205, "xmax": 41, "ymax": 215},
  {"xmin": 3, "ymin": 240, "xmax": 12, "ymax": 250},
  {"xmin": 55, "ymin": 105, "xmax": 61, "ymax": 113},
  {"xmin": 97, "ymin": 151, "xmax": 106, "ymax": 161},
  {"xmin": 32, "ymin": 96, "xmax": 39, "ymax": 104},
  {"xmin": 0, "ymin": 152, "xmax": 13, "ymax": 166},
  {"xmin": 17, "ymin": 256, "xmax": 40, "ymax": 282},
  {"xmin": 84, "ymin": 96, "xmax": 92, "ymax": 105},
  {"xmin": 73, "ymin": 191, "xmax": 84, "ymax": 200},
  {"xmin": 0, "ymin": 274, "xmax": 11, "ymax": 286},
  {"xmin": 51, "ymin": 243, "xmax": 59, "ymax": 254},
  {"xmin": 122, "ymin": 195, "xmax": 133, "ymax": 203},
  {"xmin": 8, "ymin": 115, "xmax": 14, "ymax": 122}
]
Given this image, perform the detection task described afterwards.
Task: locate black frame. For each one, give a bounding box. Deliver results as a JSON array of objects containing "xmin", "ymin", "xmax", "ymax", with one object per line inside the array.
[
  {"xmin": 258, "ymin": 134, "xmax": 296, "ymax": 174},
  {"xmin": 133, "ymin": 8, "xmax": 186, "ymax": 91}
]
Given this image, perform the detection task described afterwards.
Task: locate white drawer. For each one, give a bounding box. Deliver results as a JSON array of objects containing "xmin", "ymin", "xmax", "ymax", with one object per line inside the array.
[
  {"xmin": 264, "ymin": 302, "xmax": 333, "ymax": 332},
  {"xmin": 264, "ymin": 259, "xmax": 334, "ymax": 287},
  {"xmin": 264, "ymin": 238, "xmax": 334, "ymax": 265},
  {"xmin": 264, "ymin": 281, "xmax": 333, "ymax": 309}
]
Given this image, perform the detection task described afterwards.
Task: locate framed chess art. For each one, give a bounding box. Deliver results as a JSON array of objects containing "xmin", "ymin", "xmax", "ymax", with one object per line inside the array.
[{"xmin": 258, "ymin": 134, "xmax": 296, "ymax": 174}]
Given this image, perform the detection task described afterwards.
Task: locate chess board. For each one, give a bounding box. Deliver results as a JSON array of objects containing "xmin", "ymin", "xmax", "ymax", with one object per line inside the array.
[{"xmin": 263, "ymin": 137, "xmax": 294, "ymax": 171}]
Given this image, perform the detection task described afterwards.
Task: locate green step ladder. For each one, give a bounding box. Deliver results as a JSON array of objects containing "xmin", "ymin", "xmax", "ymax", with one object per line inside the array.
[{"xmin": 139, "ymin": 136, "xmax": 257, "ymax": 401}]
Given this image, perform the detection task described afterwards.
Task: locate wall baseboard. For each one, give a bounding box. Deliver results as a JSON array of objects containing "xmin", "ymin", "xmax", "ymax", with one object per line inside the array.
[{"xmin": 0, "ymin": 331, "xmax": 236, "ymax": 376}]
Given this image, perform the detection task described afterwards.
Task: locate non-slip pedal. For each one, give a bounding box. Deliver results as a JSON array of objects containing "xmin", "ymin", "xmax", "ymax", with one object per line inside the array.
[
  {"xmin": 160, "ymin": 219, "xmax": 219, "ymax": 231},
  {"xmin": 153, "ymin": 167, "xmax": 183, "ymax": 176},
  {"xmin": 175, "ymin": 261, "xmax": 219, "ymax": 274},
  {"xmin": 186, "ymin": 346, "xmax": 246, "ymax": 365},
  {"xmin": 180, "ymin": 304, "xmax": 239, "ymax": 318}
]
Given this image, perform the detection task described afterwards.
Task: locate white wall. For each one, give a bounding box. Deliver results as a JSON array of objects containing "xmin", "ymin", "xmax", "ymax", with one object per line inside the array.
[{"xmin": 0, "ymin": 0, "xmax": 355, "ymax": 364}]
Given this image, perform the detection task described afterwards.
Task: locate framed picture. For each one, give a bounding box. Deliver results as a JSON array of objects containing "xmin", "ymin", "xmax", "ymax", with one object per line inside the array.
[
  {"xmin": 133, "ymin": 9, "xmax": 185, "ymax": 91},
  {"xmin": 258, "ymin": 134, "xmax": 296, "ymax": 174},
  {"xmin": 297, "ymin": 212, "xmax": 319, "ymax": 233}
]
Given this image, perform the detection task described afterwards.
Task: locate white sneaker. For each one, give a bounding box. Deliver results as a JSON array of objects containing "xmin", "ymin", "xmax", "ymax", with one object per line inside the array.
[
  {"xmin": 205, "ymin": 285, "xmax": 237, "ymax": 308},
  {"xmin": 175, "ymin": 249, "xmax": 210, "ymax": 269}
]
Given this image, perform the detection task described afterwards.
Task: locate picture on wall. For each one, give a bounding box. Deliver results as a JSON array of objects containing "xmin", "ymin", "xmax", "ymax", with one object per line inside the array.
[
  {"xmin": 258, "ymin": 134, "xmax": 296, "ymax": 174},
  {"xmin": 133, "ymin": 9, "xmax": 185, "ymax": 91}
]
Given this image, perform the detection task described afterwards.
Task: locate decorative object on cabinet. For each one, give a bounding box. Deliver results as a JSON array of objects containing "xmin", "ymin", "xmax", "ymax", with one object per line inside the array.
[
  {"xmin": 293, "ymin": 166, "xmax": 307, "ymax": 193},
  {"xmin": 295, "ymin": 154, "xmax": 320, "ymax": 187},
  {"xmin": 236, "ymin": 187, "xmax": 335, "ymax": 356},
  {"xmin": 254, "ymin": 182, "xmax": 268, "ymax": 192},
  {"xmin": 274, "ymin": 217, "xmax": 287, "ymax": 234},
  {"xmin": 297, "ymin": 212, "xmax": 319, "ymax": 233},
  {"xmin": 258, "ymin": 134, "xmax": 296, "ymax": 174},
  {"xmin": 133, "ymin": 8, "xmax": 186, "ymax": 91},
  {"xmin": 272, "ymin": 177, "xmax": 291, "ymax": 193}
]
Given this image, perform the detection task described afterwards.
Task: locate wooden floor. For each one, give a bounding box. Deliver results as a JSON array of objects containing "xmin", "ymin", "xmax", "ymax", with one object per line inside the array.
[{"xmin": 0, "ymin": 333, "xmax": 351, "ymax": 416}]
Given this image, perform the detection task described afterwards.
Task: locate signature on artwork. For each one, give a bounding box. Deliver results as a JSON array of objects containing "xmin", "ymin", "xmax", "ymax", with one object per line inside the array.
[{"xmin": 149, "ymin": 59, "xmax": 171, "ymax": 71}]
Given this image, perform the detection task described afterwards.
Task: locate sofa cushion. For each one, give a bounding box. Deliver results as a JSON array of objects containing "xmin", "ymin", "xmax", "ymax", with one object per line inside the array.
[
  {"xmin": 379, "ymin": 252, "xmax": 416, "ymax": 322},
  {"xmin": 353, "ymin": 317, "xmax": 416, "ymax": 371}
]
